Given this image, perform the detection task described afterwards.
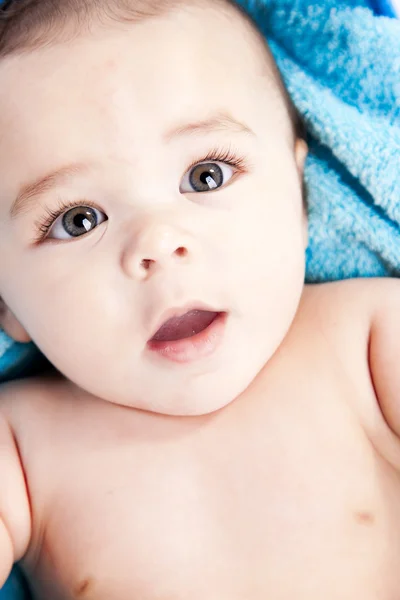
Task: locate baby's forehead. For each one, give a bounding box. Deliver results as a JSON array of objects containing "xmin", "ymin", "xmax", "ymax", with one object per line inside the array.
[
  {"xmin": 0, "ymin": 1, "xmax": 293, "ymax": 194},
  {"xmin": 0, "ymin": 0, "xmax": 283, "ymax": 113},
  {"xmin": 0, "ymin": 5, "xmax": 281, "ymax": 118}
]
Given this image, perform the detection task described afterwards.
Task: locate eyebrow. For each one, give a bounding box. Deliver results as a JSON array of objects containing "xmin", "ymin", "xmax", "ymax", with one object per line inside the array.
[
  {"xmin": 164, "ymin": 112, "xmax": 255, "ymax": 142},
  {"xmin": 10, "ymin": 113, "xmax": 254, "ymax": 220},
  {"xmin": 10, "ymin": 163, "xmax": 90, "ymax": 220}
]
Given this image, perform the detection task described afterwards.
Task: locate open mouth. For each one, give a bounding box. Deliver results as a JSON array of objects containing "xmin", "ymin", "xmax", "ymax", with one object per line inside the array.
[
  {"xmin": 147, "ymin": 308, "xmax": 227, "ymax": 363},
  {"xmin": 150, "ymin": 309, "xmax": 221, "ymax": 343}
]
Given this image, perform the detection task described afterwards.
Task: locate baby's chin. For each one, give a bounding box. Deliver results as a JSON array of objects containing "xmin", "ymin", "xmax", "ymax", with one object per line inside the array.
[
  {"xmin": 147, "ymin": 392, "xmax": 239, "ymax": 417},
  {"xmin": 110, "ymin": 368, "xmax": 260, "ymax": 417},
  {"xmin": 62, "ymin": 338, "xmax": 270, "ymax": 417},
  {"xmin": 101, "ymin": 387, "xmax": 238, "ymax": 417}
]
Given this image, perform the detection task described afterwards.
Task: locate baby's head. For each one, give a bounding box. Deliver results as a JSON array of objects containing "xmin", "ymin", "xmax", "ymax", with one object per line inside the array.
[{"xmin": 0, "ymin": 0, "xmax": 308, "ymax": 415}]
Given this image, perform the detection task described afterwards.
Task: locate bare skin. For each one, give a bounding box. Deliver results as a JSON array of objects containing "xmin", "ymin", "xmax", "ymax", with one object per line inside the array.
[
  {"xmin": 2, "ymin": 278, "xmax": 400, "ymax": 599},
  {"xmin": 1, "ymin": 4, "xmax": 400, "ymax": 599}
]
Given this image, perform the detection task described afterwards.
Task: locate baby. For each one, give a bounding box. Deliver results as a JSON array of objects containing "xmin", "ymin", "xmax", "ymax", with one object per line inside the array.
[{"xmin": 1, "ymin": 0, "xmax": 400, "ymax": 598}]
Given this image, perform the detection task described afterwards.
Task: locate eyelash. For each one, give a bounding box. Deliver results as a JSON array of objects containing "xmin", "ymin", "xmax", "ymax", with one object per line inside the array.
[
  {"xmin": 33, "ymin": 198, "xmax": 99, "ymax": 244},
  {"xmin": 33, "ymin": 146, "xmax": 248, "ymax": 243}
]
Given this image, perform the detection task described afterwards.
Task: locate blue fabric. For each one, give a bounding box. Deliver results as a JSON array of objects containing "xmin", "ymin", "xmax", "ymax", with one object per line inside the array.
[
  {"xmin": 242, "ymin": 0, "xmax": 400, "ymax": 284},
  {"xmin": 0, "ymin": 567, "xmax": 30, "ymax": 600},
  {"xmin": 370, "ymin": 0, "xmax": 399, "ymax": 16},
  {"xmin": 0, "ymin": 0, "xmax": 399, "ymax": 598}
]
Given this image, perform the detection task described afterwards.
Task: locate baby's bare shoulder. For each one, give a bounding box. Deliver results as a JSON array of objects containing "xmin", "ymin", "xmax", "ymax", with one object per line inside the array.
[
  {"xmin": 0, "ymin": 370, "xmax": 66, "ymax": 401},
  {"xmin": 0, "ymin": 371, "xmax": 72, "ymax": 430},
  {"xmin": 293, "ymin": 280, "xmax": 382, "ymax": 401},
  {"xmin": 296, "ymin": 278, "xmax": 400, "ymax": 382},
  {"xmin": 302, "ymin": 276, "xmax": 399, "ymax": 307},
  {"xmin": 300, "ymin": 277, "xmax": 400, "ymax": 333},
  {"xmin": 298, "ymin": 278, "xmax": 400, "ymax": 464}
]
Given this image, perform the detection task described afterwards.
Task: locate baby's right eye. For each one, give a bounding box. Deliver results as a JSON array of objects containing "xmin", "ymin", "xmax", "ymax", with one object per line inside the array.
[
  {"xmin": 35, "ymin": 203, "xmax": 108, "ymax": 242},
  {"xmin": 49, "ymin": 206, "xmax": 107, "ymax": 240}
]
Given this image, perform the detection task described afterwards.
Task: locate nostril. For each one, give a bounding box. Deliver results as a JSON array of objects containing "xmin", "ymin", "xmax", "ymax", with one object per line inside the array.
[
  {"xmin": 141, "ymin": 259, "xmax": 154, "ymax": 271},
  {"xmin": 175, "ymin": 247, "xmax": 188, "ymax": 258},
  {"xmin": 139, "ymin": 247, "xmax": 187, "ymax": 273}
]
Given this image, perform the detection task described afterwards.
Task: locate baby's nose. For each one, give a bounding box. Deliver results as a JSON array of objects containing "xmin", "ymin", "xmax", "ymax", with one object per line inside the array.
[{"xmin": 122, "ymin": 221, "xmax": 194, "ymax": 281}]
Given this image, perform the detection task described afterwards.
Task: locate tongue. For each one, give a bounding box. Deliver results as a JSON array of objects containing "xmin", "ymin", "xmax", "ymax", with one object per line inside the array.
[{"xmin": 151, "ymin": 310, "xmax": 218, "ymax": 342}]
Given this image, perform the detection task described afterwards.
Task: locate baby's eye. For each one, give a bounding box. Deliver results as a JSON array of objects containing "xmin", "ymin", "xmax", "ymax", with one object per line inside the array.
[
  {"xmin": 180, "ymin": 161, "xmax": 235, "ymax": 193},
  {"xmin": 47, "ymin": 206, "xmax": 107, "ymax": 240}
]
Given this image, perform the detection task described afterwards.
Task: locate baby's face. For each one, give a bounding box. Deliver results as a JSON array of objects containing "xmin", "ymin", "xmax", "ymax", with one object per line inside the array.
[{"xmin": 0, "ymin": 4, "xmax": 307, "ymax": 415}]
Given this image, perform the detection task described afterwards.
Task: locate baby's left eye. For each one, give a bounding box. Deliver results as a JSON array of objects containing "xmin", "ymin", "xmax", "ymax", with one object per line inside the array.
[{"xmin": 180, "ymin": 161, "xmax": 235, "ymax": 193}]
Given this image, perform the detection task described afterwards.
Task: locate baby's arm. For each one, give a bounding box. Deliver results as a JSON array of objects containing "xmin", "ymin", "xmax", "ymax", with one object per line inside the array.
[
  {"xmin": 0, "ymin": 397, "xmax": 31, "ymax": 587},
  {"xmin": 369, "ymin": 279, "xmax": 400, "ymax": 442}
]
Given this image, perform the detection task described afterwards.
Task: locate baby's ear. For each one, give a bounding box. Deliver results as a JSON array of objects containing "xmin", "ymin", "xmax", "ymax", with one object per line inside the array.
[
  {"xmin": 301, "ymin": 180, "xmax": 309, "ymax": 249},
  {"xmin": 0, "ymin": 298, "xmax": 31, "ymax": 343},
  {"xmin": 294, "ymin": 139, "xmax": 309, "ymax": 248},
  {"xmin": 295, "ymin": 138, "xmax": 308, "ymax": 175}
]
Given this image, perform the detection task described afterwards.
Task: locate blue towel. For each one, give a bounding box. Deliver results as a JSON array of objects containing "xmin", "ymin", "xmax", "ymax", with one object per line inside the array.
[
  {"xmin": 247, "ymin": 0, "xmax": 400, "ymax": 283},
  {"xmin": 0, "ymin": 568, "xmax": 30, "ymax": 600},
  {"xmin": 0, "ymin": 0, "xmax": 399, "ymax": 597}
]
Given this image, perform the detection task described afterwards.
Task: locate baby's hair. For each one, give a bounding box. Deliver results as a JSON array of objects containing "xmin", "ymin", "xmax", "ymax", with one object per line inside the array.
[{"xmin": 0, "ymin": 0, "xmax": 305, "ymax": 144}]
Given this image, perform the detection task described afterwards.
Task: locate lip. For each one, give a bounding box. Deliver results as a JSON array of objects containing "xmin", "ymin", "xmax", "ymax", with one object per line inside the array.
[
  {"xmin": 148, "ymin": 302, "xmax": 221, "ymax": 341},
  {"xmin": 147, "ymin": 305, "xmax": 227, "ymax": 364}
]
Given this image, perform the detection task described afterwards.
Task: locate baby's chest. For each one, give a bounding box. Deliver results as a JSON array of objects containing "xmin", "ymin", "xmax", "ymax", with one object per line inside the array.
[{"xmin": 24, "ymin": 390, "xmax": 400, "ymax": 600}]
